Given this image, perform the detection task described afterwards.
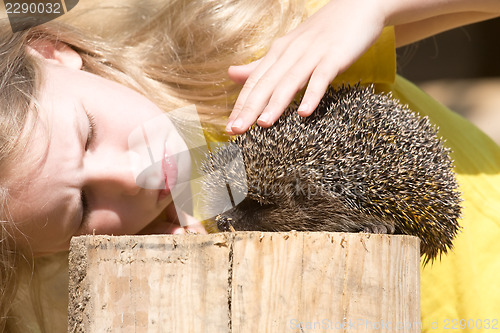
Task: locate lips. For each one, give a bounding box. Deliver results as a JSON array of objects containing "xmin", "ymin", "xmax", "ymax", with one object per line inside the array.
[{"xmin": 159, "ymin": 145, "xmax": 178, "ymax": 200}]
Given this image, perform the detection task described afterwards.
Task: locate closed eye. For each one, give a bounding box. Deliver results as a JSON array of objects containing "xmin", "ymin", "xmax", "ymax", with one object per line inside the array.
[
  {"xmin": 84, "ymin": 107, "xmax": 97, "ymax": 151},
  {"xmin": 81, "ymin": 106, "xmax": 96, "ymax": 226}
]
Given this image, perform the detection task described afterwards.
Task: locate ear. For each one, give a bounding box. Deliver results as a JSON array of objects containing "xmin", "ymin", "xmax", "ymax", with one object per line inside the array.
[{"xmin": 26, "ymin": 39, "xmax": 83, "ymax": 70}]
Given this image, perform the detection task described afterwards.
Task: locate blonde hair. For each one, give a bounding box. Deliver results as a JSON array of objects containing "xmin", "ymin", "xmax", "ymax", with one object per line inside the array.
[{"xmin": 0, "ymin": 0, "xmax": 306, "ymax": 331}]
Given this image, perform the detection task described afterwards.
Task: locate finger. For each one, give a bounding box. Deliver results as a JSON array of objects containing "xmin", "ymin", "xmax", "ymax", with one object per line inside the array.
[
  {"xmin": 228, "ymin": 59, "xmax": 262, "ymax": 85},
  {"xmin": 227, "ymin": 61, "xmax": 280, "ymax": 131},
  {"xmin": 297, "ymin": 59, "xmax": 339, "ymax": 117},
  {"xmin": 229, "ymin": 47, "xmax": 310, "ymax": 133},
  {"xmin": 137, "ymin": 219, "xmax": 185, "ymax": 235},
  {"xmin": 256, "ymin": 76, "xmax": 309, "ymax": 127},
  {"xmin": 226, "ymin": 38, "xmax": 290, "ymax": 133},
  {"xmin": 256, "ymin": 53, "xmax": 322, "ymax": 127},
  {"xmin": 178, "ymin": 210, "xmax": 208, "ymax": 234},
  {"xmin": 184, "ymin": 223, "xmax": 208, "ymax": 234},
  {"xmin": 229, "ymin": 78, "xmax": 275, "ymax": 134},
  {"xmin": 226, "ymin": 74, "xmax": 265, "ymax": 134},
  {"xmin": 170, "ymin": 225, "xmax": 187, "ymax": 234}
]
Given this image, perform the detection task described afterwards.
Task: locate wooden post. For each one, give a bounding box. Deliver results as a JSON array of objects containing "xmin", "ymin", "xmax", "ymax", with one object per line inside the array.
[{"xmin": 68, "ymin": 232, "xmax": 421, "ymax": 332}]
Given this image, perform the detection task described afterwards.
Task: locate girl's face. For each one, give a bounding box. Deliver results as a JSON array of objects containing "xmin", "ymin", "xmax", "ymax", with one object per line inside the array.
[{"xmin": 10, "ymin": 47, "xmax": 202, "ymax": 256}]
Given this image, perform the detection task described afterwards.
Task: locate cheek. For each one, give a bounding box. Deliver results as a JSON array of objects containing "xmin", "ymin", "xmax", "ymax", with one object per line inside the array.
[
  {"xmin": 91, "ymin": 107, "xmax": 163, "ymax": 150},
  {"xmin": 84, "ymin": 210, "xmax": 122, "ymax": 234},
  {"xmin": 13, "ymin": 199, "xmax": 82, "ymax": 255},
  {"xmin": 16, "ymin": 217, "xmax": 77, "ymax": 256}
]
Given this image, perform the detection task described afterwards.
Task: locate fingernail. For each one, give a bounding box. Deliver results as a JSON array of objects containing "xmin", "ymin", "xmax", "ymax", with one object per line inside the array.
[
  {"xmin": 232, "ymin": 118, "xmax": 243, "ymax": 130},
  {"xmin": 297, "ymin": 103, "xmax": 309, "ymax": 115},
  {"xmin": 225, "ymin": 121, "xmax": 233, "ymax": 132},
  {"xmin": 173, "ymin": 227, "xmax": 185, "ymax": 235},
  {"xmin": 258, "ymin": 113, "xmax": 270, "ymax": 125}
]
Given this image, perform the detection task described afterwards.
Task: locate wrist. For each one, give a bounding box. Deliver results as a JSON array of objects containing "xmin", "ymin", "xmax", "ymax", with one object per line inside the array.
[{"xmin": 382, "ymin": 0, "xmax": 500, "ymax": 27}]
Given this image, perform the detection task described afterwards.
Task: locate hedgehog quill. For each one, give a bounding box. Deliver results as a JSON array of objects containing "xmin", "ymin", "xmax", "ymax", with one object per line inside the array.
[{"xmin": 202, "ymin": 85, "xmax": 461, "ymax": 263}]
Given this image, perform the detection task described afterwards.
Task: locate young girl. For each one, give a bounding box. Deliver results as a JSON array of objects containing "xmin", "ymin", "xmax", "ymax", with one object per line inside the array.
[{"xmin": 1, "ymin": 0, "xmax": 499, "ymax": 332}]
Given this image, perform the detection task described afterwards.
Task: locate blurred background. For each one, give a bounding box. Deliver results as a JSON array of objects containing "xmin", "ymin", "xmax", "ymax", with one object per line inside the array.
[{"xmin": 397, "ymin": 17, "xmax": 500, "ymax": 145}]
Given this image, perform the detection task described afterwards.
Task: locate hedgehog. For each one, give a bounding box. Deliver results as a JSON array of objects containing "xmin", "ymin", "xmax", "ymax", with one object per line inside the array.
[{"xmin": 201, "ymin": 84, "xmax": 461, "ymax": 263}]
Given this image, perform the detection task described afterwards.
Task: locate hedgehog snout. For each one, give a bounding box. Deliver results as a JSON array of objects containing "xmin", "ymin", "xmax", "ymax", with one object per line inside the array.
[{"xmin": 215, "ymin": 214, "xmax": 235, "ymax": 232}]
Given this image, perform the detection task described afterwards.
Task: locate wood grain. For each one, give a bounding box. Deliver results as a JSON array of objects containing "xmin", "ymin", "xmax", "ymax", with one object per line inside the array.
[{"xmin": 68, "ymin": 232, "xmax": 420, "ymax": 333}]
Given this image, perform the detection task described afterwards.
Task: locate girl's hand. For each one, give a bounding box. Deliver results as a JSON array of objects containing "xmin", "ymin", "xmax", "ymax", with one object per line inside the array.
[
  {"xmin": 226, "ymin": 0, "xmax": 385, "ymax": 134},
  {"xmin": 225, "ymin": 0, "xmax": 500, "ymax": 135}
]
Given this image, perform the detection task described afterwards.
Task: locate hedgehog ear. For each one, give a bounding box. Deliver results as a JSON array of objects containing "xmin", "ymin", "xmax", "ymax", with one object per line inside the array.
[{"xmin": 26, "ymin": 39, "xmax": 83, "ymax": 70}]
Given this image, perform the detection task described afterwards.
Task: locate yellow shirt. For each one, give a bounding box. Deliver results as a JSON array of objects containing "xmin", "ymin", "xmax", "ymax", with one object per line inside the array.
[{"xmin": 394, "ymin": 77, "xmax": 500, "ymax": 331}]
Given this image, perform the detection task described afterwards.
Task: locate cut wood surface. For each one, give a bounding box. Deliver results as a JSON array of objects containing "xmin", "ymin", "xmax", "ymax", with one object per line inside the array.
[{"xmin": 68, "ymin": 232, "xmax": 421, "ymax": 333}]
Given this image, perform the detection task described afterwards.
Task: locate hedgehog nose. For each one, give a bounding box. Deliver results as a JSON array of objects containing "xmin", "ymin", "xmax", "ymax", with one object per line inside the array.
[{"xmin": 216, "ymin": 215, "xmax": 233, "ymax": 232}]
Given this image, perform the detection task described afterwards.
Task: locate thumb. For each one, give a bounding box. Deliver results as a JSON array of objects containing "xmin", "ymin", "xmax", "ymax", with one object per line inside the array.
[{"xmin": 228, "ymin": 59, "xmax": 261, "ymax": 85}]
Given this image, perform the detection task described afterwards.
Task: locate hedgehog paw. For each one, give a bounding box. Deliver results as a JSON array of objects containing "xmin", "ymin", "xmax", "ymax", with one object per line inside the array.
[{"xmin": 362, "ymin": 225, "xmax": 392, "ymax": 234}]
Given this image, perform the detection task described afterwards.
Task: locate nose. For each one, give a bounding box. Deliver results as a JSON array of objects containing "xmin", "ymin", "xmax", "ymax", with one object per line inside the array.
[{"xmin": 84, "ymin": 149, "xmax": 141, "ymax": 196}]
